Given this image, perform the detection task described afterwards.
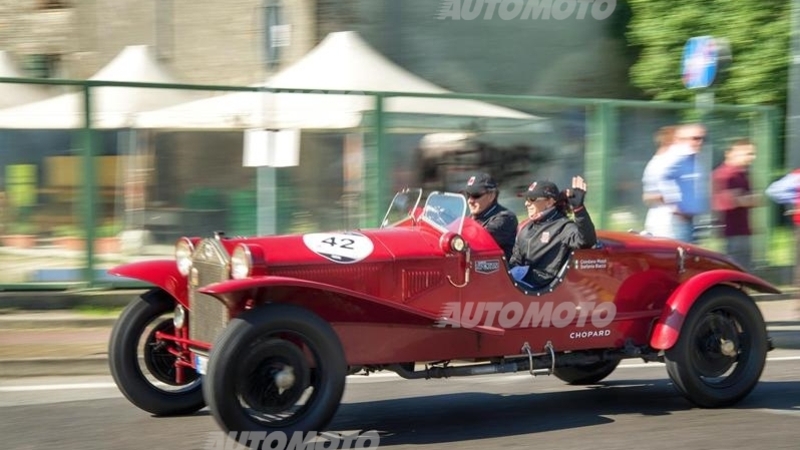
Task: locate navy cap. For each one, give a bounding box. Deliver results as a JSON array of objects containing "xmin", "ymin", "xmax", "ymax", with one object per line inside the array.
[
  {"xmin": 519, "ymin": 180, "xmax": 559, "ymax": 200},
  {"xmin": 462, "ymin": 173, "xmax": 498, "ymax": 195}
]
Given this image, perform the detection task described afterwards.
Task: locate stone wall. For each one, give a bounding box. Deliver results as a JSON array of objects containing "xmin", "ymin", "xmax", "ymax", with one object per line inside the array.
[{"xmin": 0, "ymin": 1, "xmax": 637, "ymax": 99}]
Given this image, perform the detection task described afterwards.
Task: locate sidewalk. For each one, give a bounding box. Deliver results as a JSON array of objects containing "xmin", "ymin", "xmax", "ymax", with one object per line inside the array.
[{"xmin": 0, "ymin": 296, "xmax": 797, "ymax": 378}]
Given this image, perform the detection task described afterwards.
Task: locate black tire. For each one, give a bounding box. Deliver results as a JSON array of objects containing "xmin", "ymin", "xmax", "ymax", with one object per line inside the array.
[
  {"xmin": 664, "ymin": 286, "xmax": 768, "ymax": 408},
  {"xmin": 553, "ymin": 360, "xmax": 620, "ymax": 385},
  {"xmin": 108, "ymin": 289, "xmax": 205, "ymax": 416},
  {"xmin": 203, "ymin": 303, "xmax": 347, "ymax": 443}
]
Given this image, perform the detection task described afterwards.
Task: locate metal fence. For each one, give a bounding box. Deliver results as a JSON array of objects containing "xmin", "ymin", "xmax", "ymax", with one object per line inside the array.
[{"xmin": 0, "ymin": 77, "xmax": 782, "ymax": 289}]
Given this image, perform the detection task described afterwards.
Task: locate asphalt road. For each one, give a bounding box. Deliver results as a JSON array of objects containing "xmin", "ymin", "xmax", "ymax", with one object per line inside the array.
[{"xmin": 1, "ymin": 350, "xmax": 799, "ymax": 450}]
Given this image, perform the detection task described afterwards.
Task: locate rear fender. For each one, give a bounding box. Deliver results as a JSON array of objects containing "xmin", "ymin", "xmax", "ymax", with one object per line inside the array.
[
  {"xmin": 198, "ymin": 276, "xmax": 504, "ymax": 335},
  {"xmin": 108, "ymin": 260, "xmax": 189, "ymax": 308},
  {"xmin": 649, "ymin": 269, "xmax": 780, "ymax": 350}
]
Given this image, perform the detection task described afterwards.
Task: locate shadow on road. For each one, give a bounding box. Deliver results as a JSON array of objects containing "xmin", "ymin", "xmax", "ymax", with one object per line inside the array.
[{"xmin": 327, "ymin": 379, "xmax": 800, "ymax": 447}]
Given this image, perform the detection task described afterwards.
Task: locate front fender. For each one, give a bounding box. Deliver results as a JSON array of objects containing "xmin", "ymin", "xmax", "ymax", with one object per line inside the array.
[
  {"xmin": 649, "ymin": 269, "xmax": 780, "ymax": 350},
  {"xmin": 199, "ymin": 276, "xmax": 504, "ymax": 335},
  {"xmin": 108, "ymin": 260, "xmax": 189, "ymax": 308}
]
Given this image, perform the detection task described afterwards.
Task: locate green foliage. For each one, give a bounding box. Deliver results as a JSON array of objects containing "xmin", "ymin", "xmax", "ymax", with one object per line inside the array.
[
  {"xmin": 6, "ymin": 221, "xmax": 38, "ymax": 235},
  {"xmin": 96, "ymin": 221, "xmax": 122, "ymax": 238},
  {"xmin": 53, "ymin": 224, "xmax": 82, "ymax": 238},
  {"xmin": 626, "ymin": 1, "xmax": 791, "ymax": 106}
]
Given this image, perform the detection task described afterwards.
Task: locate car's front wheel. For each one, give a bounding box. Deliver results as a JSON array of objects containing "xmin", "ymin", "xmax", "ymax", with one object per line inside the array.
[
  {"xmin": 203, "ymin": 303, "xmax": 347, "ymax": 443},
  {"xmin": 108, "ymin": 289, "xmax": 205, "ymax": 416},
  {"xmin": 664, "ymin": 286, "xmax": 768, "ymax": 408}
]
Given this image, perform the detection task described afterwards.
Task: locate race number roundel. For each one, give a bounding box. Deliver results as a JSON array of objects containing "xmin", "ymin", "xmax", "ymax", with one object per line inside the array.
[{"xmin": 302, "ymin": 232, "xmax": 375, "ymax": 264}]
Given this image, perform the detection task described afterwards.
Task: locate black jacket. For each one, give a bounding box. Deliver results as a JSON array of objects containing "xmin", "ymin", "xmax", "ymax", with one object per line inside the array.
[
  {"xmin": 508, "ymin": 206, "xmax": 597, "ymax": 287},
  {"xmin": 472, "ymin": 202, "xmax": 518, "ymax": 261}
]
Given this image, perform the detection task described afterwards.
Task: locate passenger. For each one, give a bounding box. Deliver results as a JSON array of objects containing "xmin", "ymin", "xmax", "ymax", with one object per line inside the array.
[
  {"xmin": 508, "ymin": 176, "xmax": 597, "ymax": 290},
  {"xmin": 461, "ymin": 172, "xmax": 518, "ymax": 260}
]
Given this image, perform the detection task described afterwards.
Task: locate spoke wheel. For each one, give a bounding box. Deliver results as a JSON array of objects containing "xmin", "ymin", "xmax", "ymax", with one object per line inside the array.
[
  {"xmin": 109, "ymin": 289, "xmax": 205, "ymax": 416},
  {"xmin": 238, "ymin": 338, "xmax": 312, "ymax": 417},
  {"xmin": 665, "ymin": 286, "xmax": 767, "ymax": 408},
  {"xmin": 143, "ymin": 319, "xmax": 199, "ymax": 387},
  {"xmin": 204, "ymin": 303, "xmax": 346, "ymax": 440}
]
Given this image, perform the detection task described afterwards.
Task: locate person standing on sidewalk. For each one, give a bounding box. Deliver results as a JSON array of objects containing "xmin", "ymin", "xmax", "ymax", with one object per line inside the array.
[
  {"xmin": 660, "ymin": 123, "xmax": 710, "ymax": 243},
  {"xmin": 642, "ymin": 125, "xmax": 678, "ymax": 237},
  {"xmin": 712, "ymin": 139, "xmax": 760, "ymax": 271},
  {"xmin": 766, "ymin": 168, "xmax": 800, "ymax": 285}
]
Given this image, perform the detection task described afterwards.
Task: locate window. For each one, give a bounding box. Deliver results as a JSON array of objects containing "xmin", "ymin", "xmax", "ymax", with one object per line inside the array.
[
  {"xmin": 23, "ymin": 54, "xmax": 61, "ymax": 79},
  {"xmin": 263, "ymin": 0, "xmax": 290, "ymax": 69},
  {"xmin": 37, "ymin": 0, "xmax": 68, "ymax": 9}
]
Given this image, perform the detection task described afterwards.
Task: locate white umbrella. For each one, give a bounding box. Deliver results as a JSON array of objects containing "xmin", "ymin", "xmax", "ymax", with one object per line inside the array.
[
  {"xmin": 0, "ymin": 45, "xmax": 198, "ymax": 129},
  {"xmin": 135, "ymin": 31, "xmax": 543, "ymax": 132}
]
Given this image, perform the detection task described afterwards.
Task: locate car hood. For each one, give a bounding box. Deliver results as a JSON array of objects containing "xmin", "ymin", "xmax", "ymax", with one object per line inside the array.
[{"xmin": 218, "ymin": 226, "xmax": 443, "ymax": 267}]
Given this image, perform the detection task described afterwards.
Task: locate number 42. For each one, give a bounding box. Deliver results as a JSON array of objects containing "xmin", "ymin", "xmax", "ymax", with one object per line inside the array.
[{"xmin": 321, "ymin": 237, "xmax": 355, "ymax": 249}]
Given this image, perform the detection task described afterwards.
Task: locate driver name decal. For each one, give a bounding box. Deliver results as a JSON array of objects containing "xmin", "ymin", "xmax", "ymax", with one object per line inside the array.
[
  {"xmin": 576, "ymin": 258, "xmax": 608, "ymax": 270},
  {"xmin": 303, "ymin": 232, "xmax": 374, "ymax": 264}
]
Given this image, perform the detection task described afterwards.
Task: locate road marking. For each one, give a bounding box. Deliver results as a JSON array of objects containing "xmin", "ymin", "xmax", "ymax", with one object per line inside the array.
[
  {"xmin": 756, "ymin": 408, "xmax": 800, "ymax": 418},
  {"xmin": 2, "ymin": 355, "xmax": 798, "ymax": 393},
  {"xmin": 0, "ymin": 382, "xmax": 118, "ymax": 392}
]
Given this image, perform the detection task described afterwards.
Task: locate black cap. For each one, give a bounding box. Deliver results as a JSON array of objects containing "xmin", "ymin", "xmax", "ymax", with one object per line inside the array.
[
  {"xmin": 519, "ymin": 180, "xmax": 559, "ymax": 200},
  {"xmin": 462, "ymin": 172, "xmax": 498, "ymax": 195}
]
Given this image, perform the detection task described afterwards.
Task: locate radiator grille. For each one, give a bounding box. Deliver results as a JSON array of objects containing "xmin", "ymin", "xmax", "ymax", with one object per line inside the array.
[{"xmin": 188, "ymin": 239, "xmax": 231, "ymax": 345}]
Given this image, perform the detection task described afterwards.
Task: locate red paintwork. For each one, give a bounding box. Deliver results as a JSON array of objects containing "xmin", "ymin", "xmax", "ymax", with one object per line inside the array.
[
  {"xmin": 109, "ymin": 211, "xmax": 781, "ymax": 365},
  {"xmin": 107, "ymin": 260, "xmax": 189, "ymax": 308},
  {"xmin": 649, "ymin": 269, "xmax": 780, "ymax": 349}
]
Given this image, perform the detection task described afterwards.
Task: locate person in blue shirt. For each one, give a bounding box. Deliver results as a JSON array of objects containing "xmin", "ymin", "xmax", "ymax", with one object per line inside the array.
[{"xmin": 658, "ymin": 123, "xmax": 710, "ymax": 243}]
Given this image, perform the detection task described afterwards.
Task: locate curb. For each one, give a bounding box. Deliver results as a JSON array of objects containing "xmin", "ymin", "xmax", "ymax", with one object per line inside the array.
[
  {"xmin": 0, "ymin": 289, "xmax": 145, "ymax": 311},
  {"xmin": 0, "ymin": 356, "xmax": 110, "ymax": 378},
  {"xmin": 0, "ymin": 317, "xmax": 118, "ymax": 329}
]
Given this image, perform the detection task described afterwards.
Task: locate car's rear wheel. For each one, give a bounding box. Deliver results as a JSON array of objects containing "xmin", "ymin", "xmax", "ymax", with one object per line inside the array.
[
  {"xmin": 553, "ymin": 359, "xmax": 620, "ymax": 385},
  {"xmin": 203, "ymin": 303, "xmax": 346, "ymax": 444},
  {"xmin": 108, "ymin": 289, "xmax": 205, "ymax": 416},
  {"xmin": 664, "ymin": 286, "xmax": 768, "ymax": 408}
]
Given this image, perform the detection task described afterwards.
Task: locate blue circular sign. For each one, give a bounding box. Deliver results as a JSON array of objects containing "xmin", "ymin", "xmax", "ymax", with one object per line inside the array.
[{"xmin": 682, "ymin": 36, "xmax": 718, "ymax": 89}]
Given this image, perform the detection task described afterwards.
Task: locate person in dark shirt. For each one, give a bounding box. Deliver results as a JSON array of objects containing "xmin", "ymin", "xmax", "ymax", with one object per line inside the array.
[
  {"xmin": 712, "ymin": 139, "xmax": 760, "ymax": 271},
  {"xmin": 508, "ymin": 176, "xmax": 597, "ymax": 289},
  {"xmin": 462, "ymin": 172, "xmax": 518, "ymax": 260}
]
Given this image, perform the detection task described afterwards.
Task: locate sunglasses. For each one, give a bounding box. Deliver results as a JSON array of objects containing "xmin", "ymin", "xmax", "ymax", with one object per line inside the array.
[{"xmin": 467, "ymin": 192, "xmax": 486, "ymax": 200}]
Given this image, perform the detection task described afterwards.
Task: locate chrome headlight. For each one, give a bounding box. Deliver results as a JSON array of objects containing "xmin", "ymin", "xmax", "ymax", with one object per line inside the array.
[
  {"xmin": 173, "ymin": 305, "xmax": 186, "ymax": 329},
  {"xmin": 440, "ymin": 232, "xmax": 467, "ymax": 254},
  {"xmin": 231, "ymin": 244, "xmax": 252, "ymax": 280},
  {"xmin": 450, "ymin": 235, "xmax": 466, "ymax": 252},
  {"xmin": 175, "ymin": 238, "xmax": 194, "ymax": 276}
]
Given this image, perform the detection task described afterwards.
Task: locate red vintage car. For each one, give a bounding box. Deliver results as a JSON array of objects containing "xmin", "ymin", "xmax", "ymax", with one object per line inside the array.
[{"xmin": 108, "ymin": 188, "xmax": 779, "ymax": 443}]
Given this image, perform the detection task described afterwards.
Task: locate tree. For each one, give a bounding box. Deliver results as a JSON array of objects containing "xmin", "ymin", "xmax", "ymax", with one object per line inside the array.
[{"xmin": 626, "ymin": 1, "xmax": 791, "ymax": 106}]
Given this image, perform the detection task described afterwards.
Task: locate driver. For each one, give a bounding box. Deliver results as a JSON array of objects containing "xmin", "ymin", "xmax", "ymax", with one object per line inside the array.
[
  {"xmin": 508, "ymin": 176, "xmax": 597, "ymax": 289},
  {"xmin": 462, "ymin": 172, "xmax": 518, "ymax": 260}
]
